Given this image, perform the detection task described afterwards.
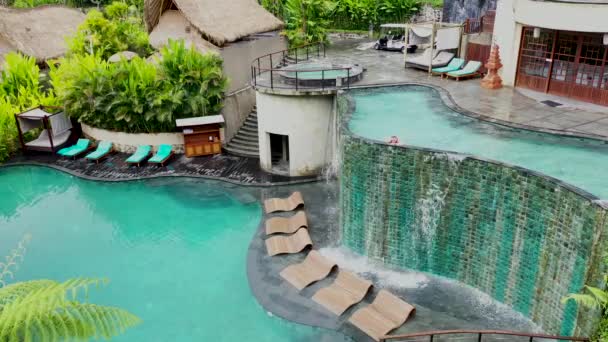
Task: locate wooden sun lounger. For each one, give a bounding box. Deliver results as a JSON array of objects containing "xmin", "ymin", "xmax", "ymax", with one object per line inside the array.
[
  {"xmin": 279, "ymin": 250, "xmax": 337, "ymax": 291},
  {"xmin": 265, "ymin": 228, "xmax": 312, "ymax": 256},
  {"xmin": 348, "ymin": 290, "xmax": 416, "ymax": 342},
  {"xmin": 312, "ymin": 270, "xmax": 373, "ymax": 315},
  {"xmin": 264, "ymin": 191, "xmax": 304, "ymax": 214},
  {"xmin": 265, "ymin": 211, "xmax": 308, "ymax": 235}
]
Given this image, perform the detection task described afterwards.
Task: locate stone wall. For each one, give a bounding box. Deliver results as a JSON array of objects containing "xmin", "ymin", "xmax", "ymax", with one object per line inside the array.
[
  {"xmin": 338, "ymin": 95, "xmax": 607, "ymax": 337},
  {"xmin": 81, "ymin": 123, "xmax": 186, "ymax": 153}
]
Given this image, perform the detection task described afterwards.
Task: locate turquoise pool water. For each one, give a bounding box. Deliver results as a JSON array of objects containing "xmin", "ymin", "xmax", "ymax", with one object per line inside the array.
[
  {"xmin": 284, "ymin": 63, "xmax": 350, "ymax": 80},
  {"xmin": 0, "ymin": 167, "xmax": 344, "ymax": 341},
  {"xmin": 348, "ymin": 86, "xmax": 608, "ymax": 199}
]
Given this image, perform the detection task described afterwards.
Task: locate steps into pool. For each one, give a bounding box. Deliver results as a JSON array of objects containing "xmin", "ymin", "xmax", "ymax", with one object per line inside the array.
[{"xmin": 224, "ymin": 106, "xmax": 259, "ymax": 158}]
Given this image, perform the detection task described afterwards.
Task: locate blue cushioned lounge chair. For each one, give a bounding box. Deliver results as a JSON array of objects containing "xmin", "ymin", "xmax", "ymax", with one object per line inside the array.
[
  {"xmin": 57, "ymin": 139, "xmax": 90, "ymax": 159},
  {"xmin": 85, "ymin": 141, "xmax": 113, "ymax": 163},
  {"xmin": 444, "ymin": 61, "xmax": 483, "ymax": 81},
  {"xmin": 149, "ymin": 144, "xmax": 173, "ymax": 166},
  {"xmin": 432, "ymin": 58, "xmax": 465, "ymax": 75},
  {"xmin": 125, "ymin": 145, "xmax": 151, "ymax": 167}
]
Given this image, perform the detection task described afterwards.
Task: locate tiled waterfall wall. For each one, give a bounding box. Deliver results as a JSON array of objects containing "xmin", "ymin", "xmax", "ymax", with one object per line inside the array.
[{"xmin": 338, "ymin": 96, "xmax": 607, "ymax": 337}]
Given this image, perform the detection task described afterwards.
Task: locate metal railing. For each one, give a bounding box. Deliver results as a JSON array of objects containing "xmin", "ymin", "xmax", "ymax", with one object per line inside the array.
[
  {"xmin": 251, "ymin": 42, "xmax": 353, "ymax": 91},
  {"xmin": 380, "ymin": 330, "xmax": 590, "ymax": 342}
]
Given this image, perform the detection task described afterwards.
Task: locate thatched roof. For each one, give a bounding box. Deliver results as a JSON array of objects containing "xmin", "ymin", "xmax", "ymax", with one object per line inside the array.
[
  {"xmin": 144, "ymin": 0, "xmax": 283, "ymax": 47},
  {"xmin": 149, "ymin": 10, "xmax": 218, "ymax": 54},
  {"xmin": 0, "ymin": 6, "xmax": 85, "ymax": 62}
]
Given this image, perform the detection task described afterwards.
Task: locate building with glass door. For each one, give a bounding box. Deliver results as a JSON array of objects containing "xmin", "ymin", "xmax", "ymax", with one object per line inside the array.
[{"xmin": 493, "ymin": 0, "xmax": 608, "ymax": 106}]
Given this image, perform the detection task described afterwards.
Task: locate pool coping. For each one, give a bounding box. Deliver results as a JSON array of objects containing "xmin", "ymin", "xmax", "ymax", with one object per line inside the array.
[
  {"xmin": 0, "ymin": 160, "xmax": 323, "ymax": 188},
  {"xmin": 347, "ymin": 82, "xmax": 608, "ymax": 144},
  {"xmin": 339, "ymin": 84, "xmax": 608, "ymax": 207}
]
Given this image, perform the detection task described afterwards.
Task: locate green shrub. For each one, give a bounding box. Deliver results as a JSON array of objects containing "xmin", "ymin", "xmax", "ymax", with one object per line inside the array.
[
  {"xmin": 0, "ymin": 53, "xmax": 56, "ymax": 163},
  {"xmin": 262, "ymin": 0, "xmax": 428, "ymax": 36},
  {"xmin": 52, "ymin": 40, "xmax": 228, "ymax": 134},
  {"xmin": 68, "ymin": 2, "xmax": 151, "ymax": 59},
  {"xmin": 283, "ymin": 0, "xmax": 336, "ymax": 46}
]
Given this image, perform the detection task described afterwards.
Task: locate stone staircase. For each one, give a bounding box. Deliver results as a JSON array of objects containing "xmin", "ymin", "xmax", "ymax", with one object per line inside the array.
[{"xmin": 224, "ymin": 106, "xmax": 259, "ymax": 158}]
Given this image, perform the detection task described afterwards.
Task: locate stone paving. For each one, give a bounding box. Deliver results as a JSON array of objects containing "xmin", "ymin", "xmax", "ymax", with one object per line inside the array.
[
  {"xmin": 329, "ymin": 39, "xmax": 608, "ymax": 140},
  {"xmin": 248, "ymin": 183, "xmax": 539, "ymax": 342},
  {"xmin": 4, "ymin": 152, "xmax": 318, "ymax": 186},
  {"xmin": 258, "ymin": 38, "xmax": 608, "ymax": 140}
]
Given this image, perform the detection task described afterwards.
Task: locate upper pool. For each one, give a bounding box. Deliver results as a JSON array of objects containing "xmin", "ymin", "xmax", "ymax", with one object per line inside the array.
[
  {"xmin": 347, "ymin": 86, "xmax": 608, "ymax": 200},
  {"xmin": 0, "ymin": 167, "xmax": 347, "ymax": 341}
]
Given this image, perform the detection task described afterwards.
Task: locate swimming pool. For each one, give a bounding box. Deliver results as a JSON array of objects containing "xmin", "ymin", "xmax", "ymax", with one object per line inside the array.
[
  {"xmin": 0, "ymin": 167, "xmax": 345, "ymax": 341},
  {"xmin": 347, "ymin": 86, "xmax": 608, "ymax": 199}
]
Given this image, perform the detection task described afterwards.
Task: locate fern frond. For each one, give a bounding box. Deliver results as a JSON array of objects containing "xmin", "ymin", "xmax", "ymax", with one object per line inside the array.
[
  {"xmin": 561, "ymin": 286, "xmax": 608, "ymax": 309},
  {"xmin": 0, "ymin": 278, "xmax": 140, "ymax": 342}
]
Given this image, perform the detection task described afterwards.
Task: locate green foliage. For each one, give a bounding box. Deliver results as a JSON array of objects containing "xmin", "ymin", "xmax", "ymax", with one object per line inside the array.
[
  {"xmin": 283, "ymin": 0, "xmax": 336, "ymax": 47},
  {"xmin": 0, "ymin": 53, "xmax": 57, "ymax": 163},
  {"xmin": 68, "ymin": 2, "xmax": 151, "ymax": 59},
  {"xmin": 563, "ymin": 274, "xmax": 608, "ymax": 340},
  {"xmin": 52, "ymin": 40, "xmax": 228, "ymax": 133},
  {"xmin": 0, "ymin": 236, "xmax": 140, "ymax": 342},
  {"xmin": 0, "ymin": 278, "xmax": 141, "ymax": 341},
  {"xmin": 0, "ymin": 235, "xmax": 31, "ymax": 288},
  {"xmin": 261, "ymin": 0, "xmax": 286, "ymax": 19},
  {"xmin": 262, "ymin": 0, "xmax": 429, "ymax": 34}
]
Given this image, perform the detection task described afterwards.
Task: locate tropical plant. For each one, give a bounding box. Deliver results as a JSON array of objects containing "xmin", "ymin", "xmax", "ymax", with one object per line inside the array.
[
  {"xmin": 283, "ymin": 0, "xmax": 337, "ymax": 46},
  {"xmin": 0, "ymin": 53, "xmax": 57, "ymax": 163},
  {"xmin": 0, "ymin": 235, "xmax": 141, "ymax": 342},
  {"xmin": 156, "ymin": 40, "xmax": 228, "ymax": 120},
  {"xmin": 378, "ymin": 0, "xmax": 419, "ymax": 23},
  {"xmin": 0, "ymin": 278, "xmax": 141, "ymax": 341},
  {"xmin": 261, "ymin": 0, "xmax": 286, "ymax": 19},
  {"xmin": 562, "ymin": 273, "xmax": 608, "ymax": 340},
  {"xmin": 68, "ymin": 1, "xmax": 151, "ymax": 59},
  {"xmin": 52, "ymin": 40, "xmax": 227, "ymax": 133}
]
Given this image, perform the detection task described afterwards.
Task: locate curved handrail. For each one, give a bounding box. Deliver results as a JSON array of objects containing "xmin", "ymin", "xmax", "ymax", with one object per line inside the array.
[
  {"xmin": 251, "ymin": 42, "xmax": 354, "ymax": 91},
  {"xmin": 380, "ymin": 329, "xmax": 590, "ymax": 341}
]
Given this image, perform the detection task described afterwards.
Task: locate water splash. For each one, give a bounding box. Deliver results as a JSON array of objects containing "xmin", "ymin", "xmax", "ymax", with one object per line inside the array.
[{"xmin": 319, "ymin": 246, "xmax": 429, "ymax": 289}]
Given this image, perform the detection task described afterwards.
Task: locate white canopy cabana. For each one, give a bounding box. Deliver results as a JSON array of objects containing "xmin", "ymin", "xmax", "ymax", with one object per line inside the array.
[
  {"xmin": 403, "ymin": 21, "xmax": 464, "ymax": 74},
  {"xmin": 15, "ymin": 107, "xmax": 72, "ymax": 152}
]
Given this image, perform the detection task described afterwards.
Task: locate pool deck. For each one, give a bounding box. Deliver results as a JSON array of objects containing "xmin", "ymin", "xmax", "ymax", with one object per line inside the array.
[
  {"xmin": 332, "ymin": 40, "xmax": 608, "ymax": 140},
  {"xmin": 248, "ymin": 184, "xmax": 539, "ymax": 342},
  {"xmin": 3, "ymin": 152, "xmax": 318, "ymax": 186},
  {"xmin": 260, "ymin": 39, "xmax": 608, "ymax": 141}
]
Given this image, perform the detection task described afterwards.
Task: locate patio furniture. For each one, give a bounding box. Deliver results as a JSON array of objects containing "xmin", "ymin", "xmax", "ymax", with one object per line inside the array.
[
  {"xmin": 406, "ymin": 50, "xmax": 454, "ymax": 70},
  {"xmin": 265, "ymin": 211, "xmax": 308, "ymax": 235},
  {"xmin": 126, "ymin": 145, "xmax": 152, "ymax": 167},
  {"xmin": 264, "ymin": 191, "xmax": 304, "ymax": 214},
  {"xmin": 280, "ymin": 250, "xmax": 337, "ymax": 290},
  {"xmin": 348, "ymin": 290, "xmax": 416, "ymax": 341},
  {"xmin": 85, "ymin": 141, "xmax": 113, "ymax": 163},
  {"xmin": 265, "ymin": 228, "xmax": 312, "ymax": 256},
  {"xmin": 444, "ymin": 61, "xmax": 483, "ymax": 81},
  {"xmin": 405, "ymin": 48, "xmax": 437, "ymax": 67},
  {"xmin": 312, "ymin": 270, "xmax": 373, "ymax": 315},
  {"xmin": 16, "ymin": 107, "xmax": 72, "ymax": 153},
  {"xmin": 149, "ymin": 144, "xmax": 174, "ymax": 166},
  {"xmin": 432, "ymin": 58, "xmax": 465, "ymax": 75},
  {"xmin": 58, "ymin": 139, "xmax": 91, "ymax": 159}
]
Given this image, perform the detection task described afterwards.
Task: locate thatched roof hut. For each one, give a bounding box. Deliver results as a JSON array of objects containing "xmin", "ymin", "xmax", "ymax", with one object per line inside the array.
[
  {"xmin": 0, "ymin": 6, "xmax": 85, "ymax": 63},
  {"xmin": 144, "ymin": 0, "xmax": 283, "ymax": 47}
]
